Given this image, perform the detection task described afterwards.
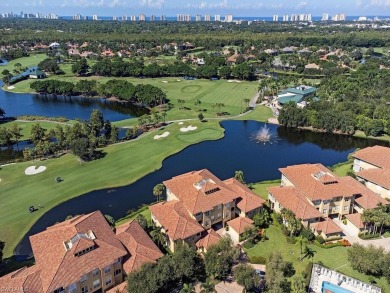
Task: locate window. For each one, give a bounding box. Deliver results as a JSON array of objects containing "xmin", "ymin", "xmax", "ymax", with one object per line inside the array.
[
  {"xmin": 105, "ymin": 276, "xmax": 112, "ymax": 286},
  {"xmin": 92, "ymin": 269, "xmax": 99, "ymax": 277},
  {"xmin": 114, "ymin": 268, "xmax": 122, "ymax": 276},
  {"xmin": 217, "ymin": 213, "xmax": 221, "ymax": 218},
  {"xmin": 225, "ymin": 203, "xmax": 230, "ymax": 208},
  {"xmin": 323, "ymin": 209, "xmax": 327, "ymax": 214},
  {"xmin": 80, "ymin": 274, "xmax": 88, "ymax": 283},
  {"xmin": 81, "ymin": 286, "xmax": 88, "ymax": 293},
  {"xmin": 205, "ymin": 211, "xmax": 210, "ymax": 216},
  {"xmin": 53, "ymin": 287, "xmax": 64, "ymax": 293},
  {"xmin": 205, "ymin": 221, "xmax": 210, "ymax": 226},
  {"xmin": 323, "ymin": 200, "xmax": 328, "ymax": 204},
  {"xmin": 333, "ymin": 205, "xmax": 339, "ymax": 211},
  {"xmin": 196, "ymin": 212, "xmax": 202, "ymax": 217},
  {"xmin": 93, "ymin": 280, "xmax": 100, "ymax": 289},
  {"xmin": 68, "ymin": 284, "xmax": 77, "ymax": 293},
  {"xmin": 211, "ymin": 215, "xmax": 215, "ymax": 220},
  {"xmin": 344, "ymin": 206, "xmax": 349, "ymax": 211},
  {"xmin": 104, "ymin": 266, "xmax": 111, "ymax": 274},
  {"xmin": 225, "ymin": 212, "xmax": 230, "ymax": 218},
  {"xmin": 114, "ymin": 258, "xmax": 120, "ymax": 264},
  {"xmin": 345, "ymin": 197, "xmax": 350, "ymax": 201},
  {"xmin": 217, "ymin": 204, "xmax": 222, "ymax": 209}
]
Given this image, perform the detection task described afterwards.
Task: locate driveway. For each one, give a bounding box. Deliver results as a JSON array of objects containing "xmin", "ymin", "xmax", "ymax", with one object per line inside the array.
[{"xmin": 333, "ymin": 218, "xmax": 390, "ymax": 251}]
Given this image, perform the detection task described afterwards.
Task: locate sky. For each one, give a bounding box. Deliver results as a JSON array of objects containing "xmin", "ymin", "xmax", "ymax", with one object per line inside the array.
[{"xmin": 1, "ymin": 0, "xmax": 390, "ymax": 17}]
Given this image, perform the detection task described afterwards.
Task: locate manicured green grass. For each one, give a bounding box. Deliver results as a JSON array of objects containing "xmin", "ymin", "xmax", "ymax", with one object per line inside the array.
[
  {"xmin": 115, "ymin": 205, "xmax": 152, "ymax": 227},
  {"xmin": 233, "ymin": 106, "xmax": 274, "ymax": 123},
  {"xmin": 1, "ymin": 121, "xmax": 72, "ymax": 140},
  {"xmin": 0, "ymin": 54, "xmax": 47, "ymax": 78},
  {"xmin": 245, "ymin": 225, "xmax": 390, "ymax": 292},
  {"xmin": 331, "ymin": 161, "xmax": 353, "ymax": 177},
  {"xmin": 250, "ymin": 180, "xmax": 281, "ymax": 201},
  {"xmin": 0, "ymin": 120, "xmax": 224, "ymax": 257},
  {"xmin": 353, "ymin": 130, "xmax": 390, "ymax": 142}
]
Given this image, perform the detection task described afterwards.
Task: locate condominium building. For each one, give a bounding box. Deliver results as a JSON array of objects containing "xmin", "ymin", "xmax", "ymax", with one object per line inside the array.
[
  {"xmin": 214, "ymin": 14, "xmax": 221, "ymax": 21},
  {"xmin": 149, "ymin": 169, "xmax": 266, "ymax": 252},
  {"xmin": 225, "ymin": 14, "xmax": 233, "ymax": 22},
  {"xmin": 352, "ymin": 146, "xmax": 390, "ymax": 199},
  {"xmin": 130, "ymin": 15, "xmax": 136, "ymax": 21},
  {"xmin": 121, "ymin": 15, "xmax": 127, "ymax": 21},
  {"xmin": 204, "ymin": 14, "xmax": 211, "ymax": 21},
  {"xmin": 73, "ymin": 14, "xmax": 82, "ymax": 20},
  {"xmin": 196, "ymin": 14, "xmax": 201, "ymax": 21},
  {"xmin": 290, "ymin": 14, "xmax": 299, "ymax": 21},
  {"xmin": 268, "ymin": 163, "xmax": 388, "ymax": 239},
  {"xmin": 150, "ymin": 15, "xmax": 156, "ymax": 21},
  {"xmin": 333, "ymin": 13, "xmax": 346, "ymax": 21},
  {"xmin": 283, "ymin": 15, "xmax": 289, "ymax": 21},
  {"xmin": 160, "ymin": 15, "xmax": 166, "ymax": 21},
  {"xmin": 322, "ymin": 13, "xmax": 329, "ymax": 21},
  {"xmin": 273, "ymin": 15, "xmax": 278, "ymax": 21},
  {"xmin": 177, "ymin": 14, "xmax": 191, "ymax": 21},
  {"xmin": 139, "ymin": 14, "xmax": 145, "ymax": 21},
  {"xmin": 92, "ymin": 14, "xmax": 98, "ymax": 21},
  {"xmin": 0, "ymin": 211, "xmax": 162, "ymax": 293}
]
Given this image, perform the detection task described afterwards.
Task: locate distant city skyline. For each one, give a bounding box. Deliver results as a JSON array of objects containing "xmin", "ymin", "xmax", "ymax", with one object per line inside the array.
[{"xmin": 0, "ymin": 0, "xmax": 390, "ymax": 17}]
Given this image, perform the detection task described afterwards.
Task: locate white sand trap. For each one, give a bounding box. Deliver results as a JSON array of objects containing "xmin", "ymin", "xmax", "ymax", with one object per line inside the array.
[
  {"xmin": 235, "ymin": 80, "xmax": 242, "ymax": 83},
  {"xmin": 178, "ymin": 122, "xmax": 184, "ymax": 125},
  {"xmin": 180, "ymin": 125, "xmax": 198, "ymax": 132},
  {"xmin": 227, "ymin": 80, "xmax": 235, "ymax": 83},
  {"xmin": 25, "ymin": 166, "xmax": 46, "ymax": 175},
  {"xmin": 154, "ymin": 132, "xmax": 170, "ymax": 140},
  {"xmin": 161, "ymin": 80, "xmax": 168, "ymax": 83},
  {"xmin": 7, "ymin": 86, "xmax": 15, "ymax": 89},
  {"xmin": 176, "ymin": 79, "xmax": 181, "ymax": 82}
]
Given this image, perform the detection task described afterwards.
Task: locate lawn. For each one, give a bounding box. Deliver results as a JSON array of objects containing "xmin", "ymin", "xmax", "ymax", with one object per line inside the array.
[
  {"xmin": 233, "ymin": 106, "xmax": 274, "ymax": 123},
  {"xmin": 115, "ymin": 205, "xmax": 152, "ymax": 227},
  {"xmin": 353, "ymin": 130, "xmax": 390, "ymax": 142},
  {"xmin": 331, "ymin": 160, "xmax": 353, "ymax": 177},
  {"xmin": 0, "ymin": 54, "xmax": 47, "ymax": 78},
  {"xmin": 250, "ymin": 180, "xmax": 281, "ymax": 201},
  {"xmin": 0, "ymin": 120, "xmax": 224, "ymax": 257},
  {"xmin": 245, "ymin": 225, "xmax": 390, "ymax": 292}
]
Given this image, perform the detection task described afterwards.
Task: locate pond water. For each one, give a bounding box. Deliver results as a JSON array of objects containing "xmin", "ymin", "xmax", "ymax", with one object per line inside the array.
[
  {"xmin": 15, "ymin": 120, "xmax": 386, "ymax": 256},
  {"xmin": 0, "ymin": 83, "xmax": 147, "ymax": 121}
]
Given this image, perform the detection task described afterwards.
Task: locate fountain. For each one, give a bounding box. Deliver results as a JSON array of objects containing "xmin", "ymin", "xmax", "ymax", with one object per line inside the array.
[{"xmin": 251, "ymin": 124, "xmax": 279, "ymax": 144}]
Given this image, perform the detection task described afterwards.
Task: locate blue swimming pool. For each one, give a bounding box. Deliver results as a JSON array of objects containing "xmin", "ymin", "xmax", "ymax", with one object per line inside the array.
[{"xmin": 322, "ymin": 281, "xmax": 354, "ymax": 293}]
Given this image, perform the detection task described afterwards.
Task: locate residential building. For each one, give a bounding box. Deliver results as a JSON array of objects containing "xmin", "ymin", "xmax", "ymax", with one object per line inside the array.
[
  {"xmin": 290, "ymin": 14, "xmax": 299, "ymax": 21},
  {"xmin": 73, "ymin": 14, "xmax": 82, "ymax": 20},
  {"xmin": 139, "ymin": 14, "xmax": 145, "ymax": 21},
  {"xmin": 283, "ymin": 15, "xmax": 289, "ymax": 21},
  {"xmin": 121, "ymin": 15, "xmax": 127, "ymax": 21},
  {"xmin": 322, "ymin": 13, "xmax": 329, "ymax": 21},
  {"xmin": 225, "ymin": 14, "xmax": 233, "ymax": 22},
  {"xmin": 268, "ymin": 163, "xmax": 388, "ymax": 238},
  {"xmin": 113, "ymin": 16, "xmax": 118, "ymax": 21},
  {"xmin": 333, "ymin": 13, "xmax": 346, "ymax": 21},
  {"xmin": 130, "ymin": 15, "xmax": 136, "ymax": 21},
  {"xmin": 214, "ymin": 15, "xmax": 221, "ymax": 21},
  {"xmin": 352, "ymin": 146, "xmax": 390, "ymax": 199},
  {"xmin": 149, "ymin": 169, "xmax": 265, "ymax": 251},
  {"xmin": 204, "ymin": 14, "xmax": 211, "ymax": 21},
  {"xmin": 0, "ymin": 211, "xmax": 162, "ymax": 293},
  {"xmin": 160, "ymin": 15, "xmax": 166, "ymax": 21},
  {"xmin": 273, "ymin": 15, "xmax": 278, "ymax": 21},
  {"xmin": 92, "ymin": 14, "xmax": 98, "ymax": 21},
  {"xmin": 150, "ymin": 15, "xmax": 155, "ymax": 21}
]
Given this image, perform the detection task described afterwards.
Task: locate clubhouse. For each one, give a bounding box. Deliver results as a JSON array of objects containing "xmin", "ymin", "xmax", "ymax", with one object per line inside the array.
[
  {"xmin": 149, "ymin": 169, "xmax": 266, "ymax": 252},
  {"xmin": 0, "ymin": 211, "xmax": 162, "ymax": 293},
  {"xmin": 268, "ymin": 163, "xmax": 388, "ymax": 239}
]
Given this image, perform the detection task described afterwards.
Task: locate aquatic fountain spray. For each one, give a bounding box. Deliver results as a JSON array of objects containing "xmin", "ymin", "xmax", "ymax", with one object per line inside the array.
[{"xmin": 251, "ymin": 124, "xmax": 278, "ymax": 144}]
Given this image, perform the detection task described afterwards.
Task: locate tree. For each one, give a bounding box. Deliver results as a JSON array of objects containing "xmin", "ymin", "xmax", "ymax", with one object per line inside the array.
[
  {"xmin": 136, "ymin": 214, "xmax": 148, "ymax": 230},
  {"xmin": 153, "ymin": 183, "xmax": 165, "ymax": 202},
  {"xmin": 90, "ymin": 109, "xmax": 104, "ymax": 137},
  {"xmin": 347, "ymin": 244, "xmax": 386, "ymax": 276},
  {"xmin": 253, "ymin": 209, "xmax": 271, "ymax": 228},
  {"xmin": 291, "ymin": 275, "xmax": 306, "ymax": 293},
  {"xmin": 234, "ymin": 170, "xmax": 245, "ymax": 183},
  {"xmin": 71, "ymin": 58, "xmax": 90, "ymax": 76},
  {"xmin": 30, "ymin": 123, "xmax": 46, "ymax": 145},
  {"xmin": 70, "ymin": 137, "xmax": 96, "ymax": 161},
  {"xmin": 200, "ymin": 278, "xmax": 216, "ymax": 293},
  {"xmin": 110, "ymin": 126, "xmax": 119, "ymax": 143},
  {"xmin": 14, "ymin": 62, "xmax": 22, "ymax": 71},
  {"xmin": 304, "ymin": 246, "xmax": 316, "ymax": 263},
  {"xmin": 151, "ymin": 226, "xmax": 166, "ymax": 248},
  {"xmin": 9, "ymin": 123, "xmax": 22, "ymax": 150},
  {"xmin": 266, "ymin": 252, "xmax": 292, "ymax": 293},
  {"xmin": 180, "ymin": 283, "xmax": 195, "ymax": 293},
  {"xmin": 296, "ymin": 235, "xmax": 308, "ymax": 261},
  {"xmin": 234, "ymin": 264, "xmax": 260, "ymax": 292},
  {"xmin": 104, "ymin": 214, "xmax": 115, "ymax": 229},
  {"xmin": 0, "ymin": 127, "xmax": 12, "ymax": 146},
  {"xmin": 0, "ymin": 107, "xmax": 5, "ymax": 118},
  {"xmin": 198, "ymin": 113, "xmax": 204, "ymax": 122}
]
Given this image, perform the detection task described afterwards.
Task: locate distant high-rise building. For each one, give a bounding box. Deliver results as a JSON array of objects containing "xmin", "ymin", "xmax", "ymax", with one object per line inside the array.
[
  {"xmin": 358, "ymin": 16, "xmax": 367, "ymax": 21},
  {"xmin": 196, "ymin": 14, "xmax": 201, "ymax": 21},
  {"xmin": 290, "ymin": 14, "xmax": 298, "ymax": 21},
  {"xmin": 177, "ymin": 14, "xmax": 191, "ymax": 21},
  {"xmin": 73, "ymin": 14, "xmax": 82, "ymax": 20},
  {"xmin": 150, "ymin": 15, "xmax": 156, "ymax": 21},
  {"xmin": 273, "ymin": 15, "xmax": 278, "ymax": 21},
  {"xmin": 283, "ymin": 15, "xmax": 289, "ymax": 21},
  {"xmin": 307, "ymin": 14, "xmax": 312, "ymax": 21},
  {"xmin": 122, "ymin": 15, "xmax": 127, "ymax": 21},
  {"xmin": 204, "ymin": 14, "xmax": 211, "ymax": 21},
  {"xmin": 333, "ymin": 13, "xmax": 346, "ymax": 21},
  {"xmin": 214, "ymin": 15, "xmax": 220, "ymax": 21},
  {"xmin": 139, "ymin": 13, "xmax": 145, "ymax": 21},
  {"xmin": 225, "ymin": 14, "xmax": 233, "ymax": 22},
  {"xmin": 160, "ymin": 15, "xmax": 166, "ymax": 21},
  {"xmin": 130, "ymin": 15, "xmax": 136, "ymax": 21},
  {"xmin": 113, "ymin": 16, "xmax": 118, "ymax": 21},
  {"xmin": 92, "ymin": 14, "xmax": 98, "ymax": 20},
  {"xmin": 322, "ymin": 13, "xmax": 329, "ymax": 21}
]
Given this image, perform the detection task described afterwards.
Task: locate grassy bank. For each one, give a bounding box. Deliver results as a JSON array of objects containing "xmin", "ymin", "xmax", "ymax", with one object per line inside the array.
[
  {"xmin": 0, "ymin": 54, "xmax": 47, "ymax": 78},
  {"xmin": 0, "ymin": 120, "xmax": 224, "ymax": 257}
]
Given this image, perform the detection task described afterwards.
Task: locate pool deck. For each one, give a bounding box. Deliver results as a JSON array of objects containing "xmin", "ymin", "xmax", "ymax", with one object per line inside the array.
[{"xmin": 309, "ymin": 264, "xmax": 381, "ymax": 293}]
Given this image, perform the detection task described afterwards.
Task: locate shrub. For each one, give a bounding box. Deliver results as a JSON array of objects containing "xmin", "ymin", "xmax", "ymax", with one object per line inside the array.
[
  {"xmin": 249, "ymin": 255, "xmax": 266, "ymax": 264},
  {"xmin": 300, "ymin": 228, "xmax": 315, "ymax": 241},
  {"xmin": 340, "ymin": 239, "xmax": 351, "ymax": 247},
  {"xmin": 243, "ymin": 241, "xmax": 256, "ymax": 249},
  {"xmin": 358, "ymin": 233, "xmax": 380, "ymax": 240},
  {"xmin": 315, "ymin": 235, "xmax": 325, "ymax": 244},
  {"xmin": 342, "ymin": 219, "xmax": 347, "ymax": 225},
  {"xmin": 272, "ymin": 213, "xmax": 283, "ymax": 226}
]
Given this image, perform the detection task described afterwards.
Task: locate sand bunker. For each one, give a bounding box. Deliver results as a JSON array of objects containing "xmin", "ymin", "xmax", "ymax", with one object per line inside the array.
[
  {"xmin": 154, "ymin": 132, "xmax": 170, "ymax": 139},
  {"xmin": 176, "ymin": 79, "xmax": 181, "ymax": 82},
  {"xmin": 180, "ymin": 125, "xmax": 198, "ymax": 132},
  {"xmin": 25, "ymin": 166, "xmax": 47, "ymax": 175},
  {"xmin": 7, "ymin": 86, "xmax": 15, "ymax": 89},
  {"xmin": 227, "ymin": 80, "xmax": 242, "ymax": 83},
  {"xmin": 161, "ymin": 80, "xmax": 168, "ymax": 83},
  {"xmin": 178, "ymin": 122, "xmax": 184, "ymax": 125}
]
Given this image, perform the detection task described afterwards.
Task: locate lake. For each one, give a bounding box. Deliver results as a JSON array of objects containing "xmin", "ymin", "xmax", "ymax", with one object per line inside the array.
[{"xmin": 15, "ymin": 120, "xmax": 385, "ymax": 256}]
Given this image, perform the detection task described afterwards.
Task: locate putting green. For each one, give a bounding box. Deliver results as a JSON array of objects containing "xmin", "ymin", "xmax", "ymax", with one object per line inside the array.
[{"xmin": 181, "ymin": 85, "xmax": 203, "ymax": 94}]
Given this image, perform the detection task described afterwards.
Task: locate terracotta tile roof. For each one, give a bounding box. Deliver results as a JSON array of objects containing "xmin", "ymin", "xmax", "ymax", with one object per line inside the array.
[
  {"xmin": 163, "ymin": 169, "xmax": 241, "ymax": 214},
  {"xmin": 149, "ymin": 201, "xmax": 204, "ymax": 241},
  {"xmin": 227, "ymin": 217, "xmax": 254, "ymax": 235},
  {"xmin": 0, "ymin": 265, "xmax": 42, "ymax": 293},
  {"xmin": 116, "ymin": 220, "xmax": 163, "ymax": 274},
  {"xmin": 196, "ymin": 229, "xmax": 222, "ymax": 250},
  {"xmin": 312, "ymin": 219, "xmax": 342, "ymax": 235},
  {"xmin": 352, "ymin": 146, "xmax": 390, "ymax": 169},
  {"xmin": 227, "ymin": 54, "xmax": 238, "ymax": 62},
  {"xmin": 107, "ymin": 281, "xmax": 127, "ymax": 293},
  {"xmin": 223, "ymin": 178, "xmax": 266, "ymax": 213},
  {"xmin": 356, "ymin": 168, "xmax": 390, "ymax": 190},
  {"xmin": 29, "ymin": 211, "xmax": 127, "ymax": 293},
  {"xmin": 280, "ymin": 164, "xmax": 360, "ymax": 201},
  {"xmin": 268, "ymin": 186, "xmax": 322, "ymax": 220},
  {"xmin": 345, "ymin": 213, "xmax": 364, "ymax": 229}
]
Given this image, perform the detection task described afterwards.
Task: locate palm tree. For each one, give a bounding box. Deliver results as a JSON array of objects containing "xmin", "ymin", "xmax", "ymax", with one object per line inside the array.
[
  {"xmin": 14, "ymin": 62, "xmax": 22, "ymax": 71},
  {"xmin": 200, "ymin": 278, "xmax": 216, "ymax": 293},
  {"xmin": 244, "ymin": 98, "xmax": 250, "ymax": 107},
  {"xmin": 151, "ymin": 226, "xmax": 166, "ymax": 248},
  {"xmin": 161, "ymin": 112, "xmax": 167, "ymax": 123},
  {"xmin": 153, "ymin": 183, "xmax": 165, "ymax": 202},
  {"xmin": 296, "ymin": 235, "xmax": 308, "ymax": 261},
  {"xmin": 304, "ymin": 246, "xmax": 316, "ymax": 263},
  {"xmin": 180, "ymin": 283, "xmax": 195, "ymax": 293},
  {"xmin": 194, "ymin": 99, "xmax": 201, "ymax": 110},
  {"xmin": 234, "ymin": 170, "xmax": 245, "ymax": 183}
]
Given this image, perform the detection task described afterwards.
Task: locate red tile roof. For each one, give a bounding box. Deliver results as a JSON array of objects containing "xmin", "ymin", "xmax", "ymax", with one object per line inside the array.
[
  {"xmin": 348, "ymin": 177, "xmax": 389, "ymax": 209},
  {"xmin": 352, "ymin": 146, "xmax": 390, "ymax": 169},
  {"xmin": 163, "ymin": 169, "xmax": 241, "ymax": 214},
  {"xmin": 0, "ymin": 265, "xmax": 42, "ymax": 293},
  {"xmin": 280, "ymin": 164, "xmax": 365, "ymax": 201},
  {"xmin": 196, "ymin": 229, "xmax": 222, "ymax": 250},
  {"xmin": 356, "ymin": 168, "xmax": 390, "ymax": 190},
  {"xmin": 149, "ymin": 201, "xmax": 204, "ymax": 241},
  {"xmin": 312, "ymin": 219, "xmax": 342, "ymax": 235},
  {"xmin": 345, "ymin": 213, "xmax": 364, "ymax": 229},
  {"xmin": 116, "ymin": 220, "xmax": 163, "ymax": 274},
  {"xmin": 268, "ymin": 186, "xmax": 322, "ymax": 220},
  {"xmin": 107, "ymin": 281, "xmax": 127, "ymax": 293},
  {"xmin": 227, "ymin": 217, "xmax": 254, "ymax": 235},
  {"xmin": 29, "ymin": 211, "xmax": 127, "ymax": 293},
  {"xmin": 223, "ymin": 178, "xmax": 266, "ymax": 213}
]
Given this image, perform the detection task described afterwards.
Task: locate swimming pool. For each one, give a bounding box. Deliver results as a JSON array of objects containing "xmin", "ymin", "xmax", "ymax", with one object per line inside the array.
[{"xmin": 322, "ymin": 281, "xmax": 354, "ymax": 293}]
